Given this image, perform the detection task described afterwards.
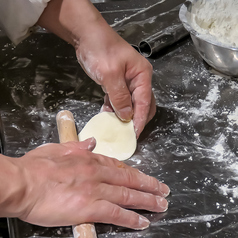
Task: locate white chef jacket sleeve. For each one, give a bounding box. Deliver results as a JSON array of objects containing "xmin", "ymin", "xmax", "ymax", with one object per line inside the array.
[{"xmin": 0, "ymin": 0, "xmax": 51, "ymax": 45}]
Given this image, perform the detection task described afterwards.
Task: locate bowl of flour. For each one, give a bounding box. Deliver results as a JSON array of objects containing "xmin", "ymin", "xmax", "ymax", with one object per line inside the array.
[{"xmin": 179, "ymin": 0, "xmax": 238, "ymax": 76}]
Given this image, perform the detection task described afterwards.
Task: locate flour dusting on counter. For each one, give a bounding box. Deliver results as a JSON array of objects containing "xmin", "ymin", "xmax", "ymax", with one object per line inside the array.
[{"xmin": 228, "ymin": 107, "xmax": 238, "ymax": 124}]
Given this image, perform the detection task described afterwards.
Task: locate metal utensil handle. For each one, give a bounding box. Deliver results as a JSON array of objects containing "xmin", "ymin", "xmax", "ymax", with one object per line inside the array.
[{"xmin": 56, "ymin": 110, "xmax": 97, "ymax": 238}]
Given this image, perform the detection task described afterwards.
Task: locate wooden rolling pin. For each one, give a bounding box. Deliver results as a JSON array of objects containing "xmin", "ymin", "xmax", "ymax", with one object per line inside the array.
[{"xmin": 56, "ymin": 110, "xmax": 97, "ymax": 238}]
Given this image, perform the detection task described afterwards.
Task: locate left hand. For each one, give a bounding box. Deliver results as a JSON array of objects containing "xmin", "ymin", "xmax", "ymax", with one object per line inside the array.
[{"xmin": 14, "ymin": 140, "xmax": 169, "ymax": 229}]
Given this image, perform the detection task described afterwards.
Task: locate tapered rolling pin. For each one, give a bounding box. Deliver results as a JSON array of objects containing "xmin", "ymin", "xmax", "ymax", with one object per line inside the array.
[{"xmin": 56, "ymin": 110, "xmax": 97, "ymax": 238}]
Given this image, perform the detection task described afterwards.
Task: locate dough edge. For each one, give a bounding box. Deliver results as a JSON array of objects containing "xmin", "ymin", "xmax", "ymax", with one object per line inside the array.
[{"xmin": 78, "ymin": 112, "xmax": 137, "ymax": 161}]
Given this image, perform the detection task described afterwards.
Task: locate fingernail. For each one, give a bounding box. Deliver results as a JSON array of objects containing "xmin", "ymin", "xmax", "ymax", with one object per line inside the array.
[
  {"xmin": 159, "ymin": 183, "xmax": 170, "ymax": 197},
  {"xmin": 156, "ymin": 196, "xmax": 168, "ymax": 212},
  {"xmin": 117, "ymin": 107, "xmax": 133, "ymax": 122},
  {"xmin": 135, "ymin": 216, "xmax": 150, "ymax": 230}
]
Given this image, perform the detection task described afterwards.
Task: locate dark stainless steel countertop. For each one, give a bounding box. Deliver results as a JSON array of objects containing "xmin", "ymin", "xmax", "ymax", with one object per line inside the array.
[{"xmin": 1, "ymin": 0, "xmax": 238, "ymax": 237}]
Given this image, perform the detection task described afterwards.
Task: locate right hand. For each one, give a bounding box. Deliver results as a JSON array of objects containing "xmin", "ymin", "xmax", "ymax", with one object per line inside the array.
[
  {"xmin": 37, "ymin": 0, "xmax": 156, "ymax": 138},
  {"xmin": 75, "ymin": 18, "xmax": 156, "ymax": 138},
  {"xmin": 16, "ymin": 139, "xmax": 170, "ymax": 229}
]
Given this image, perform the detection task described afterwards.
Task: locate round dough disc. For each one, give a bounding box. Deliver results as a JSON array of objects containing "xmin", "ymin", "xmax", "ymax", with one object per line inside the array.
[{"xmin": 78, "ymin": 112, "xmax": 137, "ymax": 161}]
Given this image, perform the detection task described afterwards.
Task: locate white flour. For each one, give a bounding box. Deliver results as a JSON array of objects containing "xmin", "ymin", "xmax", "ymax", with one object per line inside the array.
[
  {"xmin": 185, "ymin": 73, "xmax": 238, "ymax": 198},
  {"xmin": 191, "ymin": 0, "xmax": 238, "ymax": 48},
  {"xmin": 219, "ymin": 185, "xmax": 238, "ymax": 199}
]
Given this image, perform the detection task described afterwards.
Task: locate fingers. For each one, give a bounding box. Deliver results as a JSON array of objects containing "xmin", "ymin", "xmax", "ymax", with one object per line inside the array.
[
  {"xmin": 101, "ymin": 86, "xmax": 155, "ymax": 138},
  {"xmin": 99, "ymin": 164, "xmax": 170, "ymax": 197},
  {"xmin": 61, "ymin": 148, "xmax": 170, "ymax": 197},
  {"xmin": 97, "ymin": 183, "xmax": 168, "ymax": 212},
  {"xmin": 103, "ymin": 71, "xmax": 133, "ymax": 122},
  {"xmin": 100, "ymin": 81, "xmax": 155, "ymax": 138},
  {"xmin": 146, "ymin": 92, "xmax": 156, "ymax": 124},
  {"xmin": 35, "ymin": 142, "xmax": 170, "ymax": 199},
  {"xmin": 129, "ymin": 71, "xmax": 153, "ymax": 137},
  {"xmin": 88, "ymin": 201, "xmax": 150, "ymax": 230},
  {"xmin": 133, "ymin": 91, "xmax": 156, "ymax": 138}
]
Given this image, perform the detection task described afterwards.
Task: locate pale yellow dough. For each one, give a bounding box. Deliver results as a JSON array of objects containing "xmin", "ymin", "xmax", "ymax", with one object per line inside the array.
[{"xmin": 78, "ymin": 112, "xmax": 137, "ymax": 161}]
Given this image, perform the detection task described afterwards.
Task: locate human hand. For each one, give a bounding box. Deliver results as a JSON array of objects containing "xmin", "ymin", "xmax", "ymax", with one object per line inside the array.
[
  {"xmin": 75, "ymin": 20, "xmax": 156, "ymax": 138},
  {"xmin": 37, "ymin": 0, "xmax": 156, "ymax": 138},
  {"xmin": 15, "ymin": 140, "xmax": 169, "ymax": 229}
]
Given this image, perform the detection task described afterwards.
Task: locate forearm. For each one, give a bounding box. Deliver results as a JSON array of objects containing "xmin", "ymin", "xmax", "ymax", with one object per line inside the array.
[
  {"xmin": 0, "ymin": 154, "xmax": 27, "ymax": 218},
  {"xmin": 37, "ymin": 0, "xmax": 107, "ymax": 48}
]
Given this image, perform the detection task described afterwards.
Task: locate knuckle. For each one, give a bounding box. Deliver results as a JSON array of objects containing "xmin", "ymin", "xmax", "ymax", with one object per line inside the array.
[
  {"xmin": 75, "ymin": 194, "xmax": 89, "ymax": 208},
  {"xmin": 92, "ymin": 154, "xmax": 112, "ymax": 166},
  {"xmin": 95, "ymin": 154, "xmax": 107, "ymax": 163},
  {"xmin": 120, "ymin": 187, "xmax": 131, "ymax": 205},
  {"xmin": 82, "ymin": 181, "xmax": 95, "ymax": 195},
  {"xmin": 110, "ymin": 91, "xmax": 130, "ymax": 106},
  {"xmin": 148, "ymin": 176, "xmax": 159, "ymax": 190},
  {"xmin": 112, "ymin": 157, "xmax": 123, "ymax": 166},
  {"xmin": 123, "ymin": 169, "xmax": 134, "ymax": 185},
  {"xmin": 98, "ymin": 155, "xmax": 123, "ymax": 168},
  {"xmin": 84, "ymin": 164, "xmax": 98, "ymax": 177},
  {"xmin": 76, "ymin": 159, "xmax": 98, "ymax": 178},
  {"xmin": 100, "ymin": 65, "xmax": 120, "ymax": 80},
  {"xmin": 110, "ymin": 206, "xmax": 122, "ymax": 221}
]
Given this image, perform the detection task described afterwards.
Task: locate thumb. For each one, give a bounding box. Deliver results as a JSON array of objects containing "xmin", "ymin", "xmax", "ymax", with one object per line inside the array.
[
  {"xmin": 78, "ymin": 137, "xmax": 96, "ymax": 151},
  {"xmin": 106, "ymin": 77, "xmax": 133, "ymax": 122}
]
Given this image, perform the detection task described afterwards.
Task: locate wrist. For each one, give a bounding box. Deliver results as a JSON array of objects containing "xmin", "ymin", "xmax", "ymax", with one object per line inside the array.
[
  {"xmin": 60, "ymin": 0, "xmax": 105, "ymax": 48},
  {"xmin": 37, "ymin": 0, "xmax": 106, "ymax": 48},
  {"xmin": 0, "ymin": 155, "xmax": 28, "ymax": 218}
]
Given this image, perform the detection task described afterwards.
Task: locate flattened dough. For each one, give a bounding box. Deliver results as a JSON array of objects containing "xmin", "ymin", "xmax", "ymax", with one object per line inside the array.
[{"xmin": 78, "ymin": 112, "xmax": 137, "ymax": 161}]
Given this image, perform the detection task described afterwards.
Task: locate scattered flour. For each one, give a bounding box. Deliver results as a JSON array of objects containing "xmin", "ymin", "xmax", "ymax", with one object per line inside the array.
[
  {"xmin": 219, "ymin": 185, "xmax": 238, "ymax": 199},
  {"xmin": 228, "ymin": 107, "xmax": 238, "ymax": 123},
  {"xmin": 183, "ymin": 74, "xmax": 238, "ymax": 199},
  {"xmin": 216, "ymin": 104, "xmax": 238, "ymax": 198}
]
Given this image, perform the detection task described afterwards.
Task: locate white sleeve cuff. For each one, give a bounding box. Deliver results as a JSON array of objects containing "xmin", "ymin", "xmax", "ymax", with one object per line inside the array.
[{"xmin": 0, "ymin": 0, "xmax": 51, "ymax": 45}]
